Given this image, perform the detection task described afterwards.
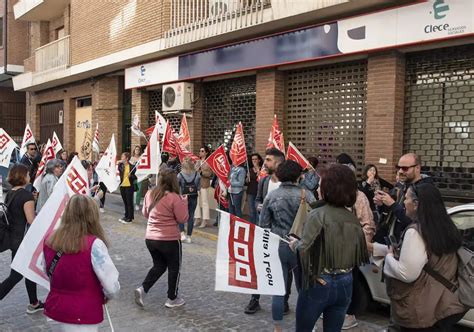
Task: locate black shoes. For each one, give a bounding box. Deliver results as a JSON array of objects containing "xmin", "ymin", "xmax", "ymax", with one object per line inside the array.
[
  {"xmin": 283, "ymin": 302, "xmax": 290, "ymax": 315},
  {"xmin": 244, "ymin": 298, "xmax": 261, "ymax": 314}
]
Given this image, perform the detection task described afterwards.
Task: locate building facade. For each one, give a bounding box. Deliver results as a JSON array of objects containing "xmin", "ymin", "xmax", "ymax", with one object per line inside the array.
[
  {"xmin": 0, "ymin": 0, "xmax": 27, "ymax": 143},
  {"xmin": 13, "ymin": 0, "xmax": 474, "ymax": 202}
]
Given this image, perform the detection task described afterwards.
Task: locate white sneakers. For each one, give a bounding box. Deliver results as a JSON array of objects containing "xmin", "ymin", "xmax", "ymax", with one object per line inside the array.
[
  {"xmin": 134, "ymin": 287, "xmax": 146, "ymax": 307},
  {"xmin": 100, "ymin": 208, "xmax": 105, "ymax": 213},
  {"xmin": 342, "ymin": 315, "xmax": 358, "ymax": 330},
  {"xmin": 180, "ymin": 232, "xmax": 187, "ymax": 241},
  {"xmin": 165, "ymin": 297, "xmax": 186, "ymax": 308},
  {"xmin": 184, "ymin": 236, "xmax": 192, "ymax": 244}
]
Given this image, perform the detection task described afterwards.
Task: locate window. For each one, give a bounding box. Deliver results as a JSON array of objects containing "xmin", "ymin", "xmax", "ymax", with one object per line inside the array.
[{"xmin": 76, "ymin": 97, "xmax": 92, "ymax": 108}]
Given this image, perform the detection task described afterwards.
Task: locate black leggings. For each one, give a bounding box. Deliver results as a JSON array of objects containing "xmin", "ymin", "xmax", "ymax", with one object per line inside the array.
[
  {"xmin": 142, "ymin": 239, "xmax": 182, "ymax": 300},
  {"xmin": 0, "ymin": 246, "xmax": 38, "ymax": 304}
]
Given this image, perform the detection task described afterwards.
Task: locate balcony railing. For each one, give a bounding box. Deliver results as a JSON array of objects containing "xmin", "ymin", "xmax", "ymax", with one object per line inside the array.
[
  {"xmin": 35, "ymin": 35, "xmax": 70, "ymax": 73},
  {"xmin": 165, "ymin": 0, "xmax": 271, "ymax": 47}
]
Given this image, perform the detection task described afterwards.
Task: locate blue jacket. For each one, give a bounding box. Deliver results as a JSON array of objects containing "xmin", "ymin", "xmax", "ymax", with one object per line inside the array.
[
  {"xmin": 228, "ymin": 166, "xmax": 246, "ymax": 194},
  {"xmin": 299, "ymin": 170, "xmax": 319, "ymax": 192},
  {"xmin": 259, "ymin": 182, "xmax": 316, "ymax": 238}
]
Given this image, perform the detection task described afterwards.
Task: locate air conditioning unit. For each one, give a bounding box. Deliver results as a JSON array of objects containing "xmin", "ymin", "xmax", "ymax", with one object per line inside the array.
[{"xmin": 162, "ymin": 82, "xmax": 194, "ymax": 113}]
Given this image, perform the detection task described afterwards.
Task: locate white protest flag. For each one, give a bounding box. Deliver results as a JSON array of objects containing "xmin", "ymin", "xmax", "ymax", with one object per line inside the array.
[
  {"xmin": 11, "ymin": 156, "xmax": 89, "ymax": 290},
  {"xmin": 215, "ymin": 211, "xmax": 285, "ymax": 295},
  {"xmin": 135, "ymin": 124, "xmax": 161, "ymax": 183},
  {"xmin": 131, "ymin": 114, "xmax": 146, "ymax": 138},
  {"xmin": 92, "ymin": 124, "xmax": 100, "ymax": 154},
  {"xmin": 19, "ymin": 124, "xmax": 36, "ymax": 157},
  {"xmin": 95, "ymin": 134, "xmax": 120, "ymax": 193},
  {"xmin": 33, "ymin": 139, "xmax": 55, "ymax": 191},
  {"xmin": 51, "ymin": 131, "xmax": 63, "ymax": 155},
  {"xmin": 0, "ymin": 128, "xmax": 18, "ymax": 167},
  {"xmin": 155, "ymin": 110, "xmax": 167, "ymax": 135}
]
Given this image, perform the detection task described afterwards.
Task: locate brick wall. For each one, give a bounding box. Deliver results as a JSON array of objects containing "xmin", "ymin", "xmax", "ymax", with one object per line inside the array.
[
  {"xmin": 365, "ymin": 51, "xmax": 405, "ymax": 183},
  {"xmin": 0, "ymin": 0, "xmax": 29, "ymax": 67},
  {"xmin": 26, "ymin": 76, "xmax": 123, "ymax": 155},
  {"xmin": 131, "ymin": 88, "xmax": 149, "ymax": 149},
  {"xmin": 189, "ymin": 82, "xmax": 203, "ymax": 153},
  {"xmin": 70, "ymin": 0, "xmax": 171, "ymax": 65},
  {"xmin": 255, "ymin": 69, "xmax": 285, "ymax": 155}
]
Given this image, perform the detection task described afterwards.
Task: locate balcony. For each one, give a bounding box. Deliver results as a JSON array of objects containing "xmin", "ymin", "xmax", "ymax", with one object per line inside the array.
[
  {"xmin": 14, "ymin": 0, "xmax": 69, "ymax": 21},
  {"xmin": 32, "ymin": 35, "xmax": 70, "ymax": 84},
  {"xmin": 165, "ymin": 0, "xmax": 273, "ymax": 48}
]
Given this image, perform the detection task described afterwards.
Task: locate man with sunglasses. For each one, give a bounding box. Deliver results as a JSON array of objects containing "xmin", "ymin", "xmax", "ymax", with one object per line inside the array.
[
  {"xmin": 372, "ymin": 153, "xmax": 433, "ymax": 244},
  {"xmin": 19, "ymin": 143, "xmax": 41, "ymax": 188}
]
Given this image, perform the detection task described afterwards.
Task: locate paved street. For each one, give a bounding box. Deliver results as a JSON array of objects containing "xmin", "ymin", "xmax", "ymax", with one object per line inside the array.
[{"xmin": 0, "ymin": 194, "xmax": 468, "ymax": 331}]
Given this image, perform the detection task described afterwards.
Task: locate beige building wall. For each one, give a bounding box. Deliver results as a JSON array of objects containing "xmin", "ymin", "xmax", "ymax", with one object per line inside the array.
[{"xmin": 69, "ymin": 0, "xmax": 171, "ymax": 65}]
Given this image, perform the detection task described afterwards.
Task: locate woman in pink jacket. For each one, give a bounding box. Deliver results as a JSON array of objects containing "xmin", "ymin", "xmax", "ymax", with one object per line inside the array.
[{"xmin": 134, "ymin": 169, "xmax": 189, "ymax": 308}]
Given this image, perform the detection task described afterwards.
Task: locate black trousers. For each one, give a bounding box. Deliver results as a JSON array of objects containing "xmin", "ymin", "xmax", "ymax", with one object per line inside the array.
[
  {"xmin": 346, "ymin": 266, "xmax": 362, "ymax": 315},
  {"xmin": 142, "ymin": 239, "xmax": 182, "ymax": 300},
  {"xmin": 120, "ymin": 186, "xmax": 134, "ymax": 220},
  {"xmin": 0, "ymin": 245, "xmax": 38, "ymax": 304}
]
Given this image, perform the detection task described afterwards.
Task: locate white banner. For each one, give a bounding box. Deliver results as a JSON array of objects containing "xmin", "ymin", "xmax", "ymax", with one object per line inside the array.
[
  {"xmin": 11, "ymin": 157, "xmax": 89, "ymax": 290},
  {"xmin": 135, "ymin": 125, "xmax": 161, "ymax": 183},
  {"xmin": 96, "ymin": 134, "xmax": 120, "ymax": 193},
  {"xmin": 155, "ymin": 111, "xmax": 167, "ymax": 135},
  {"xmin": 32, "ymin": 139, "xmax": 55, "ymax": 191},
  {"xmin": 0, "ymin": 128, "xmax": 18, "ymax": 168},
  {"xmin": 19, "ymin": 124, "xmax": 35, "ymax": 158},
  {"xmin": 215, "ymin": 211, "xmax": 285, "ymax": 295},
  {"xmin": 51, "ymin": 131, "xmax": 63, "ymax": 155}
]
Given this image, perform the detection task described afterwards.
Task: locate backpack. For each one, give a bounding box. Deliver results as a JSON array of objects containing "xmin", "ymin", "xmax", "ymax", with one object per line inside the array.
[
  {"xmin": 424, "ymin": 246, "xmax": 474, "ymax": 308},
  {"xmin": 181, "ymin": 173, "xmax": 198, "ymax": 196},
  {"xmin": 0, "ymin": 190, "xmax": 22, "ymax": 252}
]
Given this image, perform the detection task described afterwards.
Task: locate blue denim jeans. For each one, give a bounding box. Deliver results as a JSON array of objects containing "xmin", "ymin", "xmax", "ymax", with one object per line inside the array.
[
  {"xmin": 273, "ymin": 244, "xmax": 299, "ymax": 323},
  {"xmin": 228, "ymin": 192, "xmax": 244, "ymax": 218},
  {"xmin": 296, "ymin": 272, "xmax": 353, "ymax": 332},
  {"xmin": 247, "ymin": 194, "xmax": 257, "ymax": 224},
  {"xmin": 179, "ymin": 195, "xmax": 198, "ymax": 236}
]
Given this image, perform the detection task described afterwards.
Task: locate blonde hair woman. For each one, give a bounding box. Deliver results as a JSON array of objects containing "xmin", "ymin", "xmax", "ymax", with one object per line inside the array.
[{"xmin": 43, "ymin": 195, "xmax": 120, "ymax": 331}]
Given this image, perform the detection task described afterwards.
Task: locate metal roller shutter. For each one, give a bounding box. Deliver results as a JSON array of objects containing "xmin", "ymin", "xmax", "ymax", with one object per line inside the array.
[
  {"xmin": 404, "ymin": 45, "xmax": 474, "ymax": 201},
  {"xmin": 285, "ymin": 61, "xmax": 368, "ymax": 172},
  {"xmin": 203, "ymin": 76, "xmax": 256, "ymax": 151}
]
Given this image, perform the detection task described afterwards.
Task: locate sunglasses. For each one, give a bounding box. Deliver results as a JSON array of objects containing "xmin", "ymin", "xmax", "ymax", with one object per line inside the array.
[
  {"xmin": 29, "ymin": 148, "xmax": 37, "ymax": 151},
  {"xmin": 395, "ymin": 164, "xmax": 417, "ymax": 172}
]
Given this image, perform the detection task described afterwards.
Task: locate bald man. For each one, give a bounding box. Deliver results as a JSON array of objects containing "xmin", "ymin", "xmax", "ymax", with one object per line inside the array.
[{"xmin": 373, "ymin": 153, "xmax": 433, "ymax": 243}]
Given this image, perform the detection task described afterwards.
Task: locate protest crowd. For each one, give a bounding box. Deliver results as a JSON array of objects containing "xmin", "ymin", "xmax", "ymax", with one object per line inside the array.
[{"xmin": 0, "ymin": 114, "xmax": 472, "ymax": 332}]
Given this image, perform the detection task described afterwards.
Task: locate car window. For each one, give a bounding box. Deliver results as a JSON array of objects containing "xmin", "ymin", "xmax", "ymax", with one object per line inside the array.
[{"xmin": 450, "ymin": 210, "xmax": 474, "ymax": 251}]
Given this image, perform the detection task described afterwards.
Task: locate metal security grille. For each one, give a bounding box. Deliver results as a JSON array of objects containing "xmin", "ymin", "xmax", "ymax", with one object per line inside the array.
[
  {"xmin": 285, "ymin": 61, "xmax": 368, "ymax": 172},
  {"xmin": 149, "ymin": 89, "xmax": 181, "ymax": 132},
  {"xmin": 203, "ymin": 76, "xmax": 256, "ymax": 151},
  {"xmin": 404, "ymin": 45, "xmax": 474, "ymax": 201},
  {"xmin": 0, "ymin": 102, "xmax": 25, "ymax": 143},
  {"xmin": 39, "ymin": 101, "xmax": 64, "ymax": 145}
]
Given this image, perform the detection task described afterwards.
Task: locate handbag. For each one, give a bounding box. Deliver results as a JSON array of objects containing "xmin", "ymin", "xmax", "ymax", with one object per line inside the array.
[
  {"xmin": 289, "ymin": 190, "xmax": 310, "ymax": 239},
  {"xmin": 0, "ymin": 189, "xmax": 22, "ymax": 252}
]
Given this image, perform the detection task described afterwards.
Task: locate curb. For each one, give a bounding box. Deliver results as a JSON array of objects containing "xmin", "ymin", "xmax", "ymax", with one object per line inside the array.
[{"xmin": 193, "ymin": 229, "xmax": 218, "ymax": 241}]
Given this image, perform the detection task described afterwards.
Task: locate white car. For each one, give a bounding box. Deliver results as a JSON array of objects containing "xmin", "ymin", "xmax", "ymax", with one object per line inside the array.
[{"xmin": 358, "ymin": 203, "xmax": 474, "ymax": 329}]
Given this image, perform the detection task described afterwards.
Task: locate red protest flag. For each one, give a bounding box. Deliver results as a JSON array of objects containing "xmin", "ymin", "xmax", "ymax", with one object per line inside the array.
[
  {"xmin": 178, "ymin": 114, "xmax": 191, "ymax": 151},
  {"xmin": 214, "ymin": 180, "xmax": 229, "ymax": 209},
  {"xmin": 145, "ymin": 125, "xmax": 155, "ymax": 138},
  {"xmin": 175, "ymin": 138, "xmax": 199, "ymax": 163},
  {"xmin": 229, "ymin": 122, "xmax": 247, "ymax": 166},
  {"xmin": 161, "ymin": 121, "xmax": 177, "ymax": 157},
  {"xmin": 266, "ymin": 115, "xmax": 285, "ymax": 153},
  {"xmin": 286, "ymin": 141, "xmax": 311, "ymax": 170},
  {"xmin": 205, "ymin": 145, "xmax": 231, "ymax": 188}
]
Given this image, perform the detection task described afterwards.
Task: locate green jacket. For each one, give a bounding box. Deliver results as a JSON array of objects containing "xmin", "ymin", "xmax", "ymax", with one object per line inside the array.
[{"xmin": 297, "ymin": 203, "xmax": 369, "ymax": 290}]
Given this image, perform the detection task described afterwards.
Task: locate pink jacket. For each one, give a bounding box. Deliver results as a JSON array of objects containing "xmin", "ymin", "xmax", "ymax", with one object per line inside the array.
[{"xmin": 143, "ymin": 191, "xmax": 189, "ymax": 241}]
